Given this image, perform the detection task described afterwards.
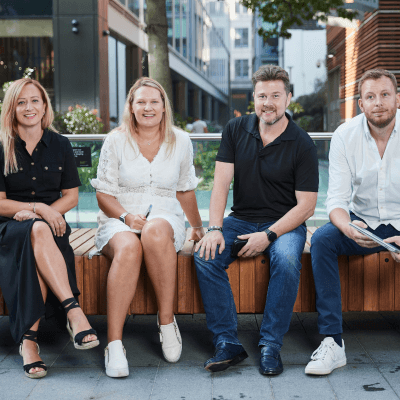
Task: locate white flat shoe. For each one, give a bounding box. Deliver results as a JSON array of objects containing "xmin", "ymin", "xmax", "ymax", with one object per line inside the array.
[
  {"xmin": 157, "ymin": 313, "xmax": 182, "ymax": 363},
  {"xmin": 105, "ymin": 340, "xmax": 129, "ymax": 378}
]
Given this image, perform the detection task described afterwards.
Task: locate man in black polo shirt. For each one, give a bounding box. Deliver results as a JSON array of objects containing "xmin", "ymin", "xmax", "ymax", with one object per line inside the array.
[{"xmin": 194, "ymin": 65, "xmax": 319, "ymax": 375}]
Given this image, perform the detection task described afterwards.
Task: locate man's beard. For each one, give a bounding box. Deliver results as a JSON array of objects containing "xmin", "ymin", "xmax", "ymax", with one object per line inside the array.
[
  {"xmin": 261, "ymin": 109, "xmax": 286, "ymax": 126},
  {"xmin": 367, "ymin": 107, "xmax": 397, "ymax": 129}
]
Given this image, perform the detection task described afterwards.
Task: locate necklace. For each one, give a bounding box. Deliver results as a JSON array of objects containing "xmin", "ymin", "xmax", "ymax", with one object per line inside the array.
[{"xmin": 136, "ymin": 134, "xmax": 159, "ymax": 146}]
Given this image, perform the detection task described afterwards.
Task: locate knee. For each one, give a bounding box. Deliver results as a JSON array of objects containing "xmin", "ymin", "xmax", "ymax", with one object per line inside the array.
[
  {"xmin": 271, "ymin": 244, "xmax": 302, "ymax": 276},
  {"xmin": 310, "ymin": 224, "xmax": 338, "ymax": 252},
  {"xmin": 141, "ymin": 220, "xmax": 171, "ymax": 245},
  {"xmin": 31, "ymin": 221, "xmax": 52, "ymax": 242},
  {"xmin": 113, "ymin": 239, "xmax": 141, "ymax": 263}
]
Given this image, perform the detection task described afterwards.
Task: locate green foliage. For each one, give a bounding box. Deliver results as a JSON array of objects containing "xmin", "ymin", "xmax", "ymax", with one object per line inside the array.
[
  {"xmin": 174, "ymin": 112, "xmax": 191, "ymax": 132},
  {"xmin": 296, "ymin": 115, "xmax": 314, "ymax": 131},
  {"xmin": 240, "ymin": 0, "xmax": 358, "ymax": 39},
  {"xmin": 54, "ymin": 105, "xmax": 104, "ymax": 135},
  {"xmin": 194, "ymin": 142, "xmax": 220, "ymax": 190}
]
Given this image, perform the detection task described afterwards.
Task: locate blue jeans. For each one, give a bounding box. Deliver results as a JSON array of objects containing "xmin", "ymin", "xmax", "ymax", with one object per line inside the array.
[
  {"xmin": 311, "ymin": 212, "xmax": 400, "ymax": 335},
  {"xmin": 194, "ymin": 215, "xmax": 306, "ymax": 351}
]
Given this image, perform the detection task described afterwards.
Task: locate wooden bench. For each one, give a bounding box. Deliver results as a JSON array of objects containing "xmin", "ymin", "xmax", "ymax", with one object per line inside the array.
[{"xmin": 0, "ymin": 227, "xmax": 398, "ymax": 315}]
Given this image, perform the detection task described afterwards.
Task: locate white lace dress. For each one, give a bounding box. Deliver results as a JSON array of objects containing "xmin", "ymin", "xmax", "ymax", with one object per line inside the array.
[{"xmin": 91, "ymin": 127, "xmax": 198, "ymax": 253}]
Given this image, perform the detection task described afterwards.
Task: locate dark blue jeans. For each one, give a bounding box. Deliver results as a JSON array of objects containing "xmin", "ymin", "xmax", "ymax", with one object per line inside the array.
[
  {"xmin": 194, "ymin": 215, "xmax": 307, "ymax": 351},
  {"xmin": 311, "ymin": 212, "xmax": 400, "ymax": 335}
]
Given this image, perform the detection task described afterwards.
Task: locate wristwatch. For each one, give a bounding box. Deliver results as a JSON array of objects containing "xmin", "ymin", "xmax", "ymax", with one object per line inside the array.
[
  {"xmin": 119, "ymin": 212, "xmax": 130, "ymax": 224},
  {"xmin": 264, "ymin": 228, "xmax": 277, "ymax": 242}
]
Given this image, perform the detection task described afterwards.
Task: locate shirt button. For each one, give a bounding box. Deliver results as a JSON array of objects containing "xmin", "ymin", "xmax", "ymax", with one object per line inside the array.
[
  {"xmin": 31, "ymin": 162, "xmax": 34, "ymax": 166},
  {"xmin": 35, "ymin": 149, "xmax": 38, "ymax": 152},
  {"xmin": 59, "ymin": 167, "xmax": 62, "ymax": 170},
  {"xmin": 32, "ymin": 177, "xmax": 36, "ymax": 180},
  {"xmin": 19, "ymin": 167, "xmax": 23, "ymax": 171},
  {"xmin": 44, "ymin": 166, "xmax": 48, "ymax": 170},
  {"xmin": 31, "ymin": 191, "xmax": 35, "ymax": 195}
]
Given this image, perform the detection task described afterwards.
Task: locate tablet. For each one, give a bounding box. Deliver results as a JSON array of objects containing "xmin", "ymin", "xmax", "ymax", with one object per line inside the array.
[{"xmin": 349, "ymin": 222, "xmax": 400, "ymax": 253}]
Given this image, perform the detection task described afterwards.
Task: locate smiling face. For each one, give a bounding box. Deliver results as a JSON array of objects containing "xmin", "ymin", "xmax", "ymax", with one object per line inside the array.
[
  {"xmin": 253, "ymin": 80, "xmax": 291, "ymax": 126},
  {"xmin": 15, "ymin": 83, "xmax": 46, "ymax": 131},
  {"xmin": 358, "ymin": 76, "xmax": 399, "ymax": 130},
  {"xmin": 131, "ymin": 86, "xmax": 165, "ymax": 129}
]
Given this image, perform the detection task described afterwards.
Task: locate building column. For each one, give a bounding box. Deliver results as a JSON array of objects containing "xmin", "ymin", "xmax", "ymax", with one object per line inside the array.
[
  {"xmin": 204, "ymin": 94, "xmax": 212, "ymax": 121},
  {"xmin": 193, "ymin": 88, "xmax": 202, "ymax": 119},
  {"xmin": 214, "ymin": 99, "xmax": 219, "ymax": 123},
  {"xmin": 176, "ymin": 80, "xmax": 188, "ymax": 119}
]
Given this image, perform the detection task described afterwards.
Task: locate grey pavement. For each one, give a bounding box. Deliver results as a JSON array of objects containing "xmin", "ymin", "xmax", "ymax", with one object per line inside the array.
[{"xmin": 1, "ymin": 312, "xmax": 400, "ymax": 399}]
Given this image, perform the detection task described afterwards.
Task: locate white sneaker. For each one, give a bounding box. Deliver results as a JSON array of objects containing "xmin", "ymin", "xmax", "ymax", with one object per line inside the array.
[
  {"xmin": 305, "ymin": 337, "xmax": 346, "ymax": 375},
  {"xmin": 105, "ymin": 340, "xmax": 129, "ymax": 378},
  {"xmin": 157, "ymin": 313, "xmax": 182, "ymax": 363}
]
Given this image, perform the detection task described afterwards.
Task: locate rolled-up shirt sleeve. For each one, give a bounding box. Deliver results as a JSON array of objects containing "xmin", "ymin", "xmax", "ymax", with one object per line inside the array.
[
  {"xmin": 176, "ymin": 134, "xmax": 199, "ymax": 192},
  {"xmin": 91, "ymin": 134, "xmax": 120, "ymax": 196},
  {"xmin": 326, "ymin": 132, "xmax": 352, "ymax": 217}
]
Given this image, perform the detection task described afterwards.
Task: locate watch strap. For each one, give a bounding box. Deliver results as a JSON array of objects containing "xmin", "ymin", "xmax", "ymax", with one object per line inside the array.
[
  {"xmin": 119, "ymin": 212, "xmax": 130, "ymax": 224},
  {"xmin": 264, "ymin": 228, "xmax": 277, "ymax": 242}
]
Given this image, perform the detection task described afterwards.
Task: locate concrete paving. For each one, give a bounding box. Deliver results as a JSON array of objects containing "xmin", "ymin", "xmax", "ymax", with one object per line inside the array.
[{"xmin": 1, "ymin": 312, "xmax": 400, "ymax": 400}]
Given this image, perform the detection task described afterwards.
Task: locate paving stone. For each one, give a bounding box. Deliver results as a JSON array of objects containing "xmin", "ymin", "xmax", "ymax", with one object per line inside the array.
[
  {"xmin": 0, "ymin": 317, "xmax": 16, "ymax": 363},
  {"xmin": 328, "ymin": 364, "xmax": 399, "ymax": 400},
  {"xmin": 212, "ymin": 366, "xmax": 273, "ymax": 400},
  {"xmin": 376, "ymin": 364, "xmax": 400, "ymax": 398},
  {"xmin": 281, "ymin": 329, "xmax": 315, "ymax": 365},
  {"xmin": 91, "ymin": 367, "xmax": 157, "ymax": 400},
  {"xmin": 0, "ymin": 367, "xmax": 40, "ymax": 399},
  {"xmin": 343, "ymin": 312, "xmax": 392, "ymax": 330},
  {"xmin": 270, "ymin": 365, "xmax": 336, "ymax": 400},
  {"xmin": 151, "ymin": 365, "xmax": 212, "ymax": 400},
  {"xmin": 26, "ymin": 368, "xmax": 102, "ymax": 400}
]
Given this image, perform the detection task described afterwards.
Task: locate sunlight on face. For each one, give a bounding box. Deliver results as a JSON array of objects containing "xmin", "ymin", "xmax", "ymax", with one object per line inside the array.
[{"xmin": 131, "ymin": 86, "xmax": 165, "ymax": 129}]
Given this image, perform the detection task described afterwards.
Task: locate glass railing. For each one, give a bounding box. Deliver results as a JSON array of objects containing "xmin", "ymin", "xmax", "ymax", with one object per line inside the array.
[{"xmin": 65, "ymin": 132, "xmax": 331, "ymax": 228}]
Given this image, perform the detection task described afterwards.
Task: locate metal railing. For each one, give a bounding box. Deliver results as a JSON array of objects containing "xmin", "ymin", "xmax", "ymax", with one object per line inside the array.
[{"xmin": 63, "ymin": 132, "xmax": 334, "ymax": 141}]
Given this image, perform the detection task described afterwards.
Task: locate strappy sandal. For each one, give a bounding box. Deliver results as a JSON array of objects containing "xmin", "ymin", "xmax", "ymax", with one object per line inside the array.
[
  {"xmin": 61, "ymin": 297, "xmax": 100, "ymax": 350},
  {"xmin": 19, "ymin": 330, "xmax": 48, "ymax": 379}
]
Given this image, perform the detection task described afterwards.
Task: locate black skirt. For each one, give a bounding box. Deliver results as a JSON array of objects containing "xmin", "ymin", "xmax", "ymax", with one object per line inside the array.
[{"xmin": 0, "ymin": 216, "xmax": 80, "ymax": 343}]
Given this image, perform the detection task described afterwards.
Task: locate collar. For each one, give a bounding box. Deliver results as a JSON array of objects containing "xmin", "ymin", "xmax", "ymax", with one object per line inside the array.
[
  {"xmin": 15, "ymin": 129, "xmax": 50, "ymax": 148},
  {"xmin": 243, "ymin": 112, "xmax": 297, "ymax": 142}
]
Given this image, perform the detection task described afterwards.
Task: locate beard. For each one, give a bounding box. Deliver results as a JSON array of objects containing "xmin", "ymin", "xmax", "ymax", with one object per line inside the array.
[
  {"xmin": 261, "ymin": 109, "xmax": 286, "ymax": 126},
  {"xmin": 366, "ymin": 107, "xmax": 397, "ymax": 129}
]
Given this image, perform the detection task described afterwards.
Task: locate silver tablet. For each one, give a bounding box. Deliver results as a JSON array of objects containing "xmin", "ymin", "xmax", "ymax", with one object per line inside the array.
[{"xmin": 349, "ymin": 222, "xmax": 400, "ymax": 253}]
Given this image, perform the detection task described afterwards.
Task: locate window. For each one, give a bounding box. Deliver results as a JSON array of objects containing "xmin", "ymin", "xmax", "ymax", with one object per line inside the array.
[
  {"xmin": 128, "ymin": 0, "xmax": 140, "ymax": 17},
  {"xmin": 235, "ymin": 59, "xmax": 249, "ymax": 79},
  {"xmin": 210, "ymin": 59, "xmax": 225, "ymax": 77},
  {"xmin": 235, "ymin": 2, "xmax": 247, "ymax": 14},
  {"xmin": 235, "ymin": 28, "xmax": 248, "ymax": 48},
  {"xmin": 210, "ymin": 28, "xmax": 224, "ymax": 48}
]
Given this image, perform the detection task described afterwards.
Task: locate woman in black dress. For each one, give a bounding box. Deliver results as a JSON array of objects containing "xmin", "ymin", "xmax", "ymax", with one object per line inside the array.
[{"xmin": 0, "ymin": 78, "xmax": 99, "ymax": 379}]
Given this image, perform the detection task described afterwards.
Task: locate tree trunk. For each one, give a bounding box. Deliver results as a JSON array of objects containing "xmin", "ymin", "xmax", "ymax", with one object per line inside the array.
[{"xmin": 146, "ymin": 0, "xmax": 174, "ymax": 109}]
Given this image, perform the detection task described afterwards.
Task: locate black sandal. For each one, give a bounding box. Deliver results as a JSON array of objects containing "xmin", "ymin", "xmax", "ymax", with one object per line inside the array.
[
  {"xmin": 61, "ymin": 297, "xmax": 99, "ymax": 350},
  {"xmin": 19, "ymin": 330, "xmax": 48, "ymax": 379}
]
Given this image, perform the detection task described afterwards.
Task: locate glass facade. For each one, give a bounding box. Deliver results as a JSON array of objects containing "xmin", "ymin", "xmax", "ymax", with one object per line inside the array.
[
  {"xmin": 235, "ymin": 59, "xmax": 249, "ymax": 78},
  {"xmin": 0, "ymin": 0, "xmax": 52, "ymax": 17},
  {"xmin": 108, "ymin": 36, "xmax": 127, "ymax": 129}
]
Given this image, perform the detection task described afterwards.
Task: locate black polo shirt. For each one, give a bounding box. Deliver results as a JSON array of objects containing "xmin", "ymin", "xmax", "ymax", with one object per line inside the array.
[
  {"xmin": 216, "ymin": 112, "xmax": 319, "ymax": 223},
  {"xmin": 0, "ymin": 129, "xmax": 81, "ymax": 205}
]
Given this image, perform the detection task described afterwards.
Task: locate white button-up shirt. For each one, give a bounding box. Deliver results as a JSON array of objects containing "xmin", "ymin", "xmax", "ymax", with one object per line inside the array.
[{"xmin": 326, "ymin": 109, "xmax": 400, "ymax": 230}]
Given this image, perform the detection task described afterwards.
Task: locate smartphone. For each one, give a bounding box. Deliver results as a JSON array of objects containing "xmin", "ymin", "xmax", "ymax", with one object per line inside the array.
[
  {"xmin": 145, "ymin": 204, "xmax": 153, "ymax": 218},
  {"xmin": 230, "ymin": 238, "xmax": 248, "ymax": 258},
  {"xmin": 349, "ymin": 222, "xmax": 400, "ymax": 253}
]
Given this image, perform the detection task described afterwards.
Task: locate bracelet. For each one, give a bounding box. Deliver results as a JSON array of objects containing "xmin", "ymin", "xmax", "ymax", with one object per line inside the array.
[
  {"xmin": 191, "ymin": 226, "xmax": 203, "ymax": 229},
  {"xmin": 207, "ymin": 226, "xmax": 223, "ymax": 232}
]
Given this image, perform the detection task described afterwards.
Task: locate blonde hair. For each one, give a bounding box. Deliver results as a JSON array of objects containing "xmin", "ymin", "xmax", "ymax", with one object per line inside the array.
[
  {"xmin": 117, "ymin": 77, "xmax": 176, "ymax": 157},
  {"xmin": 0, "ymin": 78, "xmax": 57, "ymax": 176}
]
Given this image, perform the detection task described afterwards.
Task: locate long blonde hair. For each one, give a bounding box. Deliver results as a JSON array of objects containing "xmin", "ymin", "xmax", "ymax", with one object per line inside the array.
[
  {"xmin": 118, "ymin": 77, "xmax": 176, "ymax": 157},
  {"xmin": 0, "ymin": 78, "xmax": 57, "ymax": 176}
]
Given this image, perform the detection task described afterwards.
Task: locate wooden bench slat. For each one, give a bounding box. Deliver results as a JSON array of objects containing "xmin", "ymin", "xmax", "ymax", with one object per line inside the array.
[
  {"xmin": 348, "ymin": 255, "xmax": 364, "ymax": 311},
  {"xmin": 301, "ymin": 254, "xmax": 315, "ymax": 312},
  {"xmin": 255, "ymin": 255, "xmax": 269, "ymax": 313},
  {"xmin": 69, "ymin": 228, "xmax": 92, "ymax": 245},
  {"xmin": 72, "ymin": 229, "xmax": 97, "ymax": 256},
  {"xmin": 363, "ymin": 253, "xmax": 380, "ymax": 312},
  {"xmin": 239, "ymin": 257, "xmax": 255, "ymax": 313},
  {"xmin": 379, "ymin": 253, "xmax": 395, "ymax": 311},
  {"xmin": 83, "ymin": 256, "xmax": 100, "ymax": 314}
]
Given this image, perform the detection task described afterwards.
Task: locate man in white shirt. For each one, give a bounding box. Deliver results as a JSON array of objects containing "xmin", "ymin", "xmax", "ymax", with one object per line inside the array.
[
  {"xmin": 191, "ymin": 118, "xmax": 209, "ymax": 133},
  {"xmin": 305, "ymin": 69, "xmax": 400, "ymax": 376}
]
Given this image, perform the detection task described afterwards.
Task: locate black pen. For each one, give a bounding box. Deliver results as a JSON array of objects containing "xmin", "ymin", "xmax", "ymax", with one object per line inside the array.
[{"xmin": 145, "ymin": 204, "xmax": 153, "ymax": 218}]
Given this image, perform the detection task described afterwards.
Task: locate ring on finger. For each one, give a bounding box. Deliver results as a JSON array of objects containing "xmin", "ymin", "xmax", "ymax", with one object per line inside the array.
[{"xmin": 58, "ymin": 221, "xmax": 63, "ymax": 225}]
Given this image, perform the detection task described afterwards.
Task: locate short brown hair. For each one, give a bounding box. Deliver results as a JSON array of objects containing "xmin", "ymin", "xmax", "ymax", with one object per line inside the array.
[
  {"xmin": 252, "ymin": 65, "xmax": 291, "ymax": 95},
  {"xmin": 358, "ymin": 69, "xmax": 398, "ymax": 97}
]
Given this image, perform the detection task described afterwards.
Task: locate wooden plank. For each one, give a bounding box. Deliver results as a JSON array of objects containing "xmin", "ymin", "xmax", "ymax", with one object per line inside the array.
[
  {"xmin": 73, "ymin": 229, "xmax": 97, "ymax": 256},
  {"xmin": 301, "ymin": 254, "xmax": 315, "ymax": 312},
  {"xmin": 338, "ymin": 255, "xmax": 349, "ymax": 312},
  {"xmin": 69, "ymin": 228, "xmax": 91, "ymax": 245},
  {"xmin": 239, "ymin": 257, "xmax": 255, "ymax": 313},
  {"xmin": 379, "ymin": 252, "xmax": 394, "ymax": 311},
  {"xmin": 130, "ymin": 263, "xmax": 147, "ymax": 314},
  {"xmin": 363, "ymin": 253, "xmax": 379, "ymax": 311},
  {"xmin": 146, "ymin": 270, "xmax": 158, "ymax": 314},
  {"xmin": 227, "ymin": 259, "xmax": 240, "ymax": 313},
  {"xmin": 193, "ymin": 257, "xmax": 205, "ymax": 313},
  {"xmin": 98, "ymin": 256, "xmax": 111, "ymax": 315},
  {"xmin": 254, "ymin": 255, "xmax": 269, "ymax": 313},
  {"xmin": 304, "ymin": 227, "xmax": 317, "ymax": 253},
  {"xmin": 348, "ymin": 256, "xmax": 364, "ymax": 311},
  {"xmin": 177, "ymin": 252, "xmax": 193, "ymax": 314},
  {"xmin": 75, "ymin": 255, "xmax": 84, "ymax": 310},
  {"xmin": 83, "ymin": 256, "xmax": 99, "ymax": 315}
]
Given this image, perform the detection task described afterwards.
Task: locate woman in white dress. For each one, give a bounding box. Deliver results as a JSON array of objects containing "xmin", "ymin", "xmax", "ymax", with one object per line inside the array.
[{"xmin": 91, "ymin": 77, "xmax": 204, "ymax": 378}]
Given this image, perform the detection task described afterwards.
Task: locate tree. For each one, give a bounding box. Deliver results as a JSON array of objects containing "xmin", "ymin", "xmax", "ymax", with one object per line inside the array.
[
  {"xmin": 146, "ymin": 0, "xmax": 174, "ymax": 104},
  {"xmin": 240, "ymin": 0, "xmax": 358, "ymax": 39}
]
